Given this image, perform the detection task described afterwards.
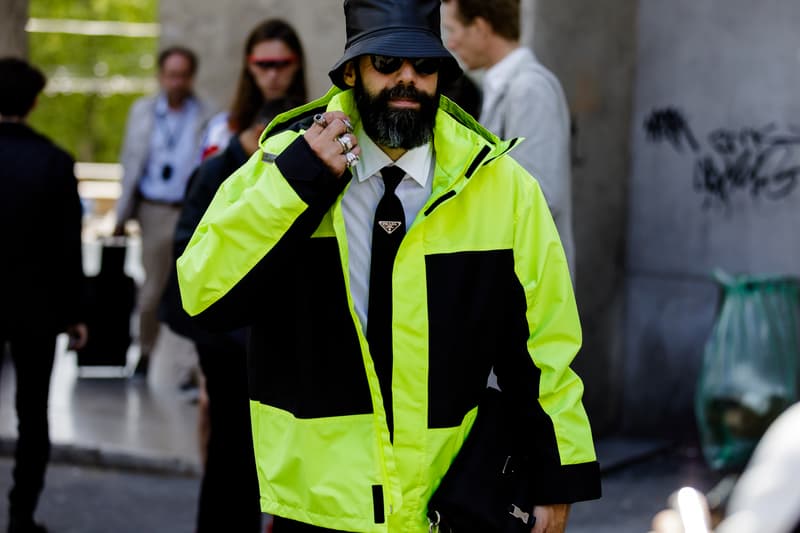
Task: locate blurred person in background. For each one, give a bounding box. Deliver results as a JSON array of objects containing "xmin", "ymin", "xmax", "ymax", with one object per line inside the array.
[
  {"xmin": 200, "ymin": 19, "xmax": 308, "ymax": 161},
  {"xmin": 0, "ymin": 57, "xmax": 88, "ymax": 533},
  {"xmin": 162, "ymin": 19, "xmax": 308, "ymax": 533},
  {"xmin": 650, "ymin": 402, "xmax": 800, "ymax": 533},
  {"xmin": 114, "ymin": 46, "xmax": 215, "ymax": 380},
  {"xmin": 443, "ymin": 0, "xmax": 576, "ymax": 278}
]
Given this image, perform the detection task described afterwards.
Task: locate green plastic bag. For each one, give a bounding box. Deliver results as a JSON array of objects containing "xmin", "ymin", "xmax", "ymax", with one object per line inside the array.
[{"xmin": 695, "ymin": 270, "xmax": 800, "ymax": 471}]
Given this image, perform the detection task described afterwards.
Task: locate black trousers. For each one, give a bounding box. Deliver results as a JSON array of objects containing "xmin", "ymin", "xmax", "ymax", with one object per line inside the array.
[
  {"xmin": 194, "ymin": 336, "xmax": 262, "ymax": 533},
  {"xmin": 0, "ymin": 331, "xmax": 56, "ymax": 522}
]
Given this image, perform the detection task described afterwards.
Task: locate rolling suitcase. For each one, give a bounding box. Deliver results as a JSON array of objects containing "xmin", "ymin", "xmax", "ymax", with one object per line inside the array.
[{"xmin": 75, "ymin": 237, "xmax": 136, "ymax": 368}]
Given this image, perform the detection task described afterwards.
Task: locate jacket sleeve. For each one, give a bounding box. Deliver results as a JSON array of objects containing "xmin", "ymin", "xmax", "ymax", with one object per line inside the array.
[
  {"xmin": 176, "ymin": 129, "xmax": 347, "ymax": 329},
  {"xmin": 162, "ymin": 139, "xmax": 255, "ymax": 340},
  {"xmin": 497, "ymin": 162, "xmax": 600, "ymax": 504},
  {"xmin": 53, "ymin": 150, "xmax": 87, "ymax": 328},
  {"xmin": 115, "ymin": 98, "xmax": 148, "ymax": 226}
]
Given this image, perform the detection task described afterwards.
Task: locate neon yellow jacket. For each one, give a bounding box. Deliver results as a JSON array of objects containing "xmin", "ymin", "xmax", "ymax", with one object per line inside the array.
[{"xmin": 177, "ymin": 87, "xmax": 600, "ymax": 532}]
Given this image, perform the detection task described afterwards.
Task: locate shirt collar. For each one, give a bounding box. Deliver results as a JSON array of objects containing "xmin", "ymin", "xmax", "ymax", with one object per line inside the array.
[
  {"xmin": 483, "ymin": 46, "xmax": 533, "ymax": 96},
  {"xmin": 155, "ymin": 92, "xmax": 196, "ymax": 116},
  {"xmin": 353, "ymin": 123, "xmax": 433, "ymax": 187}
]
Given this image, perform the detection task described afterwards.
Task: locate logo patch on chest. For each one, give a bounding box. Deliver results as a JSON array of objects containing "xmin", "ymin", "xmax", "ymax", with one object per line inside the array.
[{"xmin": 378, "ymin": 221, "xmax": 402, "ymax": 234}]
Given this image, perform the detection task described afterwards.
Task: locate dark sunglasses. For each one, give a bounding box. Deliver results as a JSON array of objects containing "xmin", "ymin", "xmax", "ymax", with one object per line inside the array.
[
  {"xmin": 248, "ymin": 55, "xmax": 297, "ymax": 70},
  {"xmin": 370, "ymin": 55, "xmax": 442, "ymax": 76}
]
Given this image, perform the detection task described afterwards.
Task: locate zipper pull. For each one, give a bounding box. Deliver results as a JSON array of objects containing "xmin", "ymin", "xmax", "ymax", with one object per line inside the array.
[{"xmin": 428, "ymin": 510, "xmax": 441, "ymax": 533}]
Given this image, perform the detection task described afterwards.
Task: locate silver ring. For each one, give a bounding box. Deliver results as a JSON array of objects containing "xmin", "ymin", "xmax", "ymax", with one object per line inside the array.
[
  {"xmin": 313, "ymin": 113, "xmax": 327, "ymax": 128},
  {"xmin": 344, "ymin": 151, "xmax": 359, "ymax": 168},
  {"xmin": 336, "ymin": 136, "xmax": 348, "ymax": 154},
  {"xmin": 342, "ymin": 118, "xmax": 353, "ymax": 132},
  {"xmin": 336, "ymin": 134, "xmax": 353, "ymax": 154}
]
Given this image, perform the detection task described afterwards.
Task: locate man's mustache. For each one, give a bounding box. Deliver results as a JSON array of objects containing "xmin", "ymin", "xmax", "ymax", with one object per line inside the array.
[{"xmin": 383, "ymin": 84, "xmax": 424, "ymax": 103}]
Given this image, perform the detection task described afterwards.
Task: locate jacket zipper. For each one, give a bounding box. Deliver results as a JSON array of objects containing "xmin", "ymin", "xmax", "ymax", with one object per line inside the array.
[{"xmin": 424, "ymin": 145, "xmax": 492, "ymax": 216}]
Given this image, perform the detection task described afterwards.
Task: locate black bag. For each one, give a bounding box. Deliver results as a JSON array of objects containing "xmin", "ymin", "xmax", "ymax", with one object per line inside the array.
[
  {"xmin": 75, "ymin": 238, "xmax": 135, "ymax": 367},
  {"xmin": 427, "ymin": 387, "xmax": 536, "ymax": 533}
]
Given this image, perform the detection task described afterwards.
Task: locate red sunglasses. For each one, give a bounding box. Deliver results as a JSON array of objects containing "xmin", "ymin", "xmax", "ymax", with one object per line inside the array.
[
  {"xmin": 370, "ymin": 55, "xmax": 442, "ymax": 76},
  {"xmin": 248, "ymin": 55, "xmax": 298, "ymax": 69}
]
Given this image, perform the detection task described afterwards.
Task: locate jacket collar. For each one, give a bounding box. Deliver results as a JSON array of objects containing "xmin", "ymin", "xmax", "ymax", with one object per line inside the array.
[
  {"xmin": 0, "ymin": 121, "xmax": 38, "ymax": 139},
  {"xmin": 483, "ymin": 47, "xmax": 532, "ymax": 102}
]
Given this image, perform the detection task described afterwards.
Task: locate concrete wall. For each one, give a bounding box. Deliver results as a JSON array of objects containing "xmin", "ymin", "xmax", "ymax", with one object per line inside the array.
[
  {"xmin": 0, "ymin": 0, "xmax": 29, "ymax": 58},
  {"xmin": 160, "ymin": 0, "xmax": 345, "ymax": 111},
  {"xmin": 624, "ymin": 0, "xmax": 800, "ymax": 435},
  {"xmin": 527, "ymin": 0, "xmax": 638, "ymax": 435}
]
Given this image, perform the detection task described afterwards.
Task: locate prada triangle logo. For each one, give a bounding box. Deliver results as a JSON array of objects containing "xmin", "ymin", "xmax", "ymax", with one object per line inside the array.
[{"xmin": 378, "ymin": 221, "xmax": 402, "ymax": 234}]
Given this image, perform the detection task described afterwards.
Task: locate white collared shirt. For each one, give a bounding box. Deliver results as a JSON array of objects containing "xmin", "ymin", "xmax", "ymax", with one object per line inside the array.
[
  {"xmin": 342, "ymin": 125, "xmax": 434, "ymax": 334},
  {"xmin": 480, "ymin": 46, "xmax": 530, "ymax": 122},
  {"xmin": 139, "ymin": 93, "xmax": 201, "ymax": 203}
]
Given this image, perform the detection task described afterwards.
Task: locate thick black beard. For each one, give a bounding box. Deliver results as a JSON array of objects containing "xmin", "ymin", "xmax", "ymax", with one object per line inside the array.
[{"xmin": 353, "ymin": 73, "xmax": 439, "ymax": 150}]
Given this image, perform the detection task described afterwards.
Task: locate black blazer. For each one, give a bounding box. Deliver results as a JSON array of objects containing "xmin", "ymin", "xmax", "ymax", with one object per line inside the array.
[
  {"xmin": 160, "ymin": 135, "xmax": 250, "ymax": 345},
  {"xmin": 0, "ymin": 122, "xmax": 85, "ymax": 333}
]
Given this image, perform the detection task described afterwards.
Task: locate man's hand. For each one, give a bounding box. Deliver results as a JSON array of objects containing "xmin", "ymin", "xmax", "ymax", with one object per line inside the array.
[
  {"xmin": 66, "ymin": 323, "xmax": 89, "ymax": 351},
  {"xmin": 303, "ymin": 111, "xmax": 361, "ymax": 178},
  {"xmin": 532, "ymin": 504, "xmax": 570, "ymax": 533}
]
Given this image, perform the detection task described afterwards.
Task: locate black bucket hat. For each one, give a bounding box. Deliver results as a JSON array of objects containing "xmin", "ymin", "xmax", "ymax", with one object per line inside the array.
[{"xmin": 329, "ymin": 0, "xmax": 462, "ymax": 88}]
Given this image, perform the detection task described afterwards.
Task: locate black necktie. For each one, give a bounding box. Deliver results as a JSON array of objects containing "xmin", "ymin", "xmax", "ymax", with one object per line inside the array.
[{"xmin": 367, "ymin": 165, "xmax": 406, "ymax": 438}]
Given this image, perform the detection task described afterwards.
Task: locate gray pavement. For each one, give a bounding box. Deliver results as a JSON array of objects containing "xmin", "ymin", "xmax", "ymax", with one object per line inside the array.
[
  {"xmin": 0, "ymin": 446, "xmax": 719, "ymax": 533},
  {"xmin": 0, "ymin": 456, "xmax": 198, "ymax": 533}
]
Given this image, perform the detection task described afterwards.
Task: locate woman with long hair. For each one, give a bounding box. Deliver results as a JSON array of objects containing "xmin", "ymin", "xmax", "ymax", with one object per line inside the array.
[{"xmin": 200, "ymin": 18, "xmax": 307, "ymax": 160}]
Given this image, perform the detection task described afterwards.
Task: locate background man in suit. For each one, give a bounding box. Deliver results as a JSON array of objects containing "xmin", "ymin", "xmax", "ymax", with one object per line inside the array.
[
  {"xmin": 0, "ymin": 57, "xmax": 88, "ymax": 533},
  {"xmin": 114, "ymin": 46, "xmax": 215, "ymax": 378},
  {"xmin": 443, "ymin": 0, "xmax": 576, "ymax": 277}
]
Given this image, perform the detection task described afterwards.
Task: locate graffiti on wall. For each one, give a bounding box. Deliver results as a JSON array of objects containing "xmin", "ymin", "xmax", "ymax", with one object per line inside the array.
[{"xmin": 644, "ymin": 108, "xmax": 800, "ymax": 208}]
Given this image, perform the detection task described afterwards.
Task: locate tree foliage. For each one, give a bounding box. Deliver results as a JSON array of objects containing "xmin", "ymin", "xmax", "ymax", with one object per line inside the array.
[
  {"xmin": 27, "ymin": 0, "xmax": 158, "ymax": 163},
  {"xmin": 29, "ymin": 0, "xmax": 156, "ymax": 23}
]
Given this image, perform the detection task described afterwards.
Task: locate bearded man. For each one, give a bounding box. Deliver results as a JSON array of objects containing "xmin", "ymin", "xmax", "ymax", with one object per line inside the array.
[{"xmin": 176, "ymin": 1, "xmax": 600, "ymax": 532}]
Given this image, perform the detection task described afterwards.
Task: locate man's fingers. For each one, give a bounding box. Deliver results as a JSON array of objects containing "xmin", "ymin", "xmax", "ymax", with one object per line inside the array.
[
  {"xmin": 310, "ymin": 112, "xmax": 352, "ymax": 134},
  {"xmin": 325, "ymin": 112, "xmax": 353, "ymax": 133},
  {"xmin": 302, "ymin": 112, "xmax": 358, "ymax": 177},
  {"xmin": 318, "ymin": 118, "xmax": 351, "ymax": 144}
]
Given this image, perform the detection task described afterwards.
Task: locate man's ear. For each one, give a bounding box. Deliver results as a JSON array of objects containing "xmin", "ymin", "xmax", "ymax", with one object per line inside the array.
[
  {"xmin": 473, "ymin": 16, "xmax": 493, "ymax": 38},
  {"xmin": 343, "ymin": 60, "xmax": 357, "ymax": 88}
]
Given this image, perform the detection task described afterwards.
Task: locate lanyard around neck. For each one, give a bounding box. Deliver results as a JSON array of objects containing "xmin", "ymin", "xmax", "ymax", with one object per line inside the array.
[{"xmin": 156, "ymin": 105, "xmax": 189, "ymax": 151}]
